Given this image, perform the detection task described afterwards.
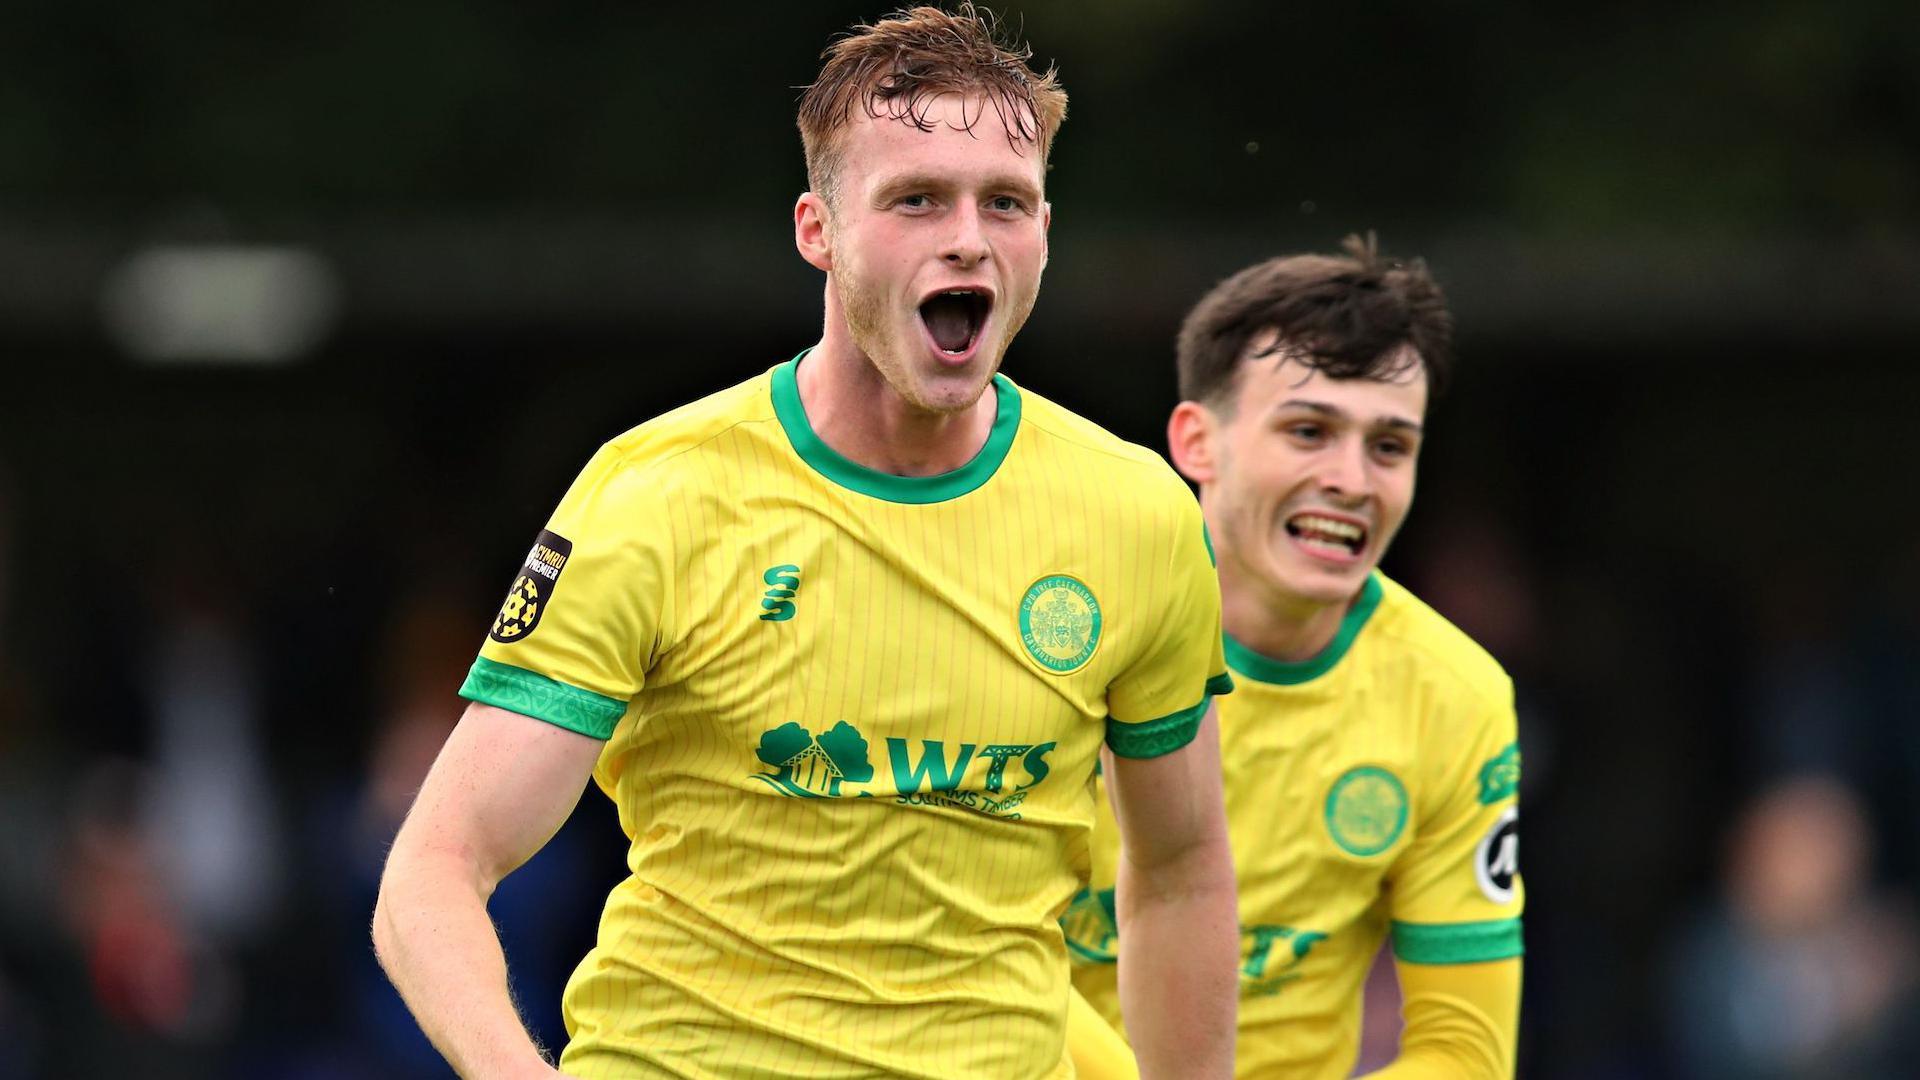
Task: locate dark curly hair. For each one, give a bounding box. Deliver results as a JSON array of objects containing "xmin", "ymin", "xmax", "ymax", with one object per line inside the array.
[{"xmin": 1177, "ymin": 233, "xmax": 1454, "ymax": 409}]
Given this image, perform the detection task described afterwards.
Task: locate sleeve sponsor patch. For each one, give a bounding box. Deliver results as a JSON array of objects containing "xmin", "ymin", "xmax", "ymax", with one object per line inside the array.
[
  {"xmin": 488, "ymin": 529, "xmax": 573, "ymax": 644},
  {"xmin": 1477, "ymin": 741, "xmax": 1520, "ymax": 804},
  {"xmin": 1474, "ymin": 807, "xmax": 1520, "ymax": 904}
]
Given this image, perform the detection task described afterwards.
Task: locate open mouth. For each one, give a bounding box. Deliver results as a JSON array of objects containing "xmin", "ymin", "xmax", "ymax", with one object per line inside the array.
[
  {"xmin": 918, "ymin": 289, "xmax": 992, "ymax": 357},
  {"xmin": 1284, "ymin": 512, "xmax": 1368, "ymax": 559}
]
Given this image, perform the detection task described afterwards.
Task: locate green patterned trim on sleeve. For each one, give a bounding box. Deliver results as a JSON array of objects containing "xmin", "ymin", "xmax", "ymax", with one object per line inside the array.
[
  {"xmin": 1107, "ymin": 695, "xmax": 1211, "ymax": 759},
  {"xmin": 459, "ymin": 656, "xmax": 626, "ymax": 740},
  {"xmin": 1206, "ymin": 671, "xmax": 1236, "ymax": 697},
  {"xmin": 1391, "ymin": 918, "xmax": 1525, "ymax": 965}
]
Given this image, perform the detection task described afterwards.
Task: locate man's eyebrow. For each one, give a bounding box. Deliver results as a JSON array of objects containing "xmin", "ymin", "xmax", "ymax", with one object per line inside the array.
[
  {"xmin": 871, "ymin": 172, "xmax": 1043, "ymax": 203},
  {"xmin": 1275, "ymin": 399, "xmax": 1424, "ymax": 434}
]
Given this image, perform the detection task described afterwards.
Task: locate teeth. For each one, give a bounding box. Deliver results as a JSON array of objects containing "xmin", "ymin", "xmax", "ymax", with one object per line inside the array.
[{"xmin": 1292, "ymin": 515, "xmax": 1363, "ymax": 541}]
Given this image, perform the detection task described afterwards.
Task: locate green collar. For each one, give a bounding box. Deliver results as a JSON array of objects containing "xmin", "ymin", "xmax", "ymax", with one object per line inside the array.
[
  {"xmin": 1224, "ymin": 574, "xmax": 1384, "ymax": 685},
  {"xmin": 770, "ymin": 353, "xmax": 1020, "ymax": 505}
]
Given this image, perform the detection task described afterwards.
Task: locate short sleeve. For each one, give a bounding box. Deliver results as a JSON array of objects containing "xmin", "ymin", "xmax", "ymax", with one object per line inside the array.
[
  {"xmin": 1387, "ymin": 680, "xmax": 1525, "ymax": 965},
  {"xmin": 1103, "ymin": 491, "xmax": 1232, "ymax": 759},
  {"xmin": 459, "ymin": 442, "xmax": 671, "ymax": 740}
]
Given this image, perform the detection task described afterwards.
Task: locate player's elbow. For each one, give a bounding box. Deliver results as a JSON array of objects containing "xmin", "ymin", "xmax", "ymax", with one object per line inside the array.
[
  {"xmin": 370, "ymin": 835, "xmax": 432, "ymax": 979},
  {"xmin": 1124, "ymin": 822, "xmax": 1235, "ymax": 906},
  {"xmin": 370, "ymin": 873, "xmax": 403, "ymax": 977}
]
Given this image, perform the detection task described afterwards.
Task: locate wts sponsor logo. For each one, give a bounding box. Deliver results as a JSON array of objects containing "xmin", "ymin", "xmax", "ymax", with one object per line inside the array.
[{"xmin": 750, "ymin": 722, "xmax": 1055, "ymax": 818}]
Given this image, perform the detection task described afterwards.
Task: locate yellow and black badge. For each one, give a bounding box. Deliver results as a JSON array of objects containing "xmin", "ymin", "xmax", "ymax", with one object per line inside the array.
[{"xmin": 489, "ymin": 529, "xmax": 573, "ymax": 644}]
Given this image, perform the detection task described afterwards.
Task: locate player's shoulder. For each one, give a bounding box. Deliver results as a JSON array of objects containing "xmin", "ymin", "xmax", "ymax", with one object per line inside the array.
[
  {"xmin": 1367, "ymin": 573, "xmax": 1513, "ymax": 713},
  {"xmin": 1010, "ymin": 378, "xmax": 1190, "ymax": 500},
  {"xmin": 593, "ymin": 365, "xmax": 779, "ymax": 478}
]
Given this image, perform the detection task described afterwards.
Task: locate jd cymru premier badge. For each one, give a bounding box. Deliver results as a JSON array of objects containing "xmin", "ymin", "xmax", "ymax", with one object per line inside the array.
[
  {"xmin": 1019, "ymin": 575, "xmax": 1101, "ymax": 674},
  {"xmin": 489, "ymin": 529, "xmax": 572, "ymax": 644}
]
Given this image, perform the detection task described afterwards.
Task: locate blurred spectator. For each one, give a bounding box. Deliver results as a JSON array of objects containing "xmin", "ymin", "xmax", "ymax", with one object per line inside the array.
[
  {"xmin": 293, "ymin": 569, "xmax": 619, "ymax": 1078},
  {"xmin": 1669, "ymin": 775, "xmax": 1920, "ymax": 1079}
]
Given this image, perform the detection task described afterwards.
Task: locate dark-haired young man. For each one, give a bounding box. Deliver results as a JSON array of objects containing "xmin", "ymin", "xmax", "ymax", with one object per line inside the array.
[
  {"xmin": 1067, "ymin": 237, "xmax": 1524, "ymax": 1078},
  {"xmin": 372, "ymin": 6, "xmax": 1239, "ymax": 1079}
]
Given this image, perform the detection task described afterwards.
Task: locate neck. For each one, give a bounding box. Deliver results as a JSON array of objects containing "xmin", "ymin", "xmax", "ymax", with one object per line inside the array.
[
  {"xmin": 1218, "ymin": 559, "xmax": 1363, "ymax": 663},
  {"xmin": 799, "ymin": 307, "xmax": 995, "ymax": 477}
]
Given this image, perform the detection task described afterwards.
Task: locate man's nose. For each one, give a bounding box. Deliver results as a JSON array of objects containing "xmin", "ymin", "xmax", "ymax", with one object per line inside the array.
[
  {"xmin": 941, "ymin": 205, "xmax": 990, "ymax": 268},
  {"xmin": 1318, "ymin": 440, "xmax": 1372, "ymax": 501}
]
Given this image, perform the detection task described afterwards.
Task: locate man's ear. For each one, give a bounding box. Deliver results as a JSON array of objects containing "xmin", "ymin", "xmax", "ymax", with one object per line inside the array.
[
  {"xmin": 1167, "ymin": 400, "xmax": 1220, "ymax": 484},
  {"xmin": 795, "ymin": 192, "xmax": 833, "ymax": 272},
  {"xmin": 1040, "ymin": 201, "xmax": 1051, "ymax": 271}
]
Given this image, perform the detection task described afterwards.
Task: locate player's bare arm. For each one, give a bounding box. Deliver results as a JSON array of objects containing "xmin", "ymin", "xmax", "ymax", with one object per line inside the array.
[
  {"xmin": 372, "ymin": 702, "xmax": 601, "ymax": 1080},
  {"xmin": 1104, "ymin": 704, "xmax": 1238, "ymax": 1080}
]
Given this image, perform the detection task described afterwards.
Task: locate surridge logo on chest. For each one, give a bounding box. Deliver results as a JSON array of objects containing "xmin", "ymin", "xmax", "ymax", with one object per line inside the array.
[
  {"xmin": 758, "ymin": 564, "xmax": 802, "ymax": 622},
  {"xmin": 749, "ymin": 720, "xmax": 1055, "ymax": 818}
]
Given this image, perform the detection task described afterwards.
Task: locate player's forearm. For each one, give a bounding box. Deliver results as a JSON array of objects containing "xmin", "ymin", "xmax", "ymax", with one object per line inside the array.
[
  {"xmin": 372, "ymin": 845, "xmax": 558, "ymax": 1080},
  {"xmin": 1115, "ymin": 830, "xmax": 1238, "ymax": 1080}
]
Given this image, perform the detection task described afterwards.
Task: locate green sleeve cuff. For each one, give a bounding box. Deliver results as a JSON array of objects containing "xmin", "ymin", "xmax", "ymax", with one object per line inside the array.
[
  {"xmin": 1105, "ymin": 694, "xmax": 1205, "ymax": 760},
  {"xmin": 459, "ymin": 656, "xmax": 626, "ymax": 740},
  {"xmin": 1391, "ymin": 918, "xmax": 1524, "ymax": 965},
  {"xmin": 1105, "ymin": 672, "xmax": 1232, "ymax": 758},
  {"xmin": 1105, "ymin": 672, "xmax": 1231, "ymax": 759}
]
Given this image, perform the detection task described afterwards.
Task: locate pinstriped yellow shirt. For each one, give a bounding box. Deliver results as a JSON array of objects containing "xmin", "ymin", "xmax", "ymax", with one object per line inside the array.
[{"xmin": 461, "ymin": 356, "xmax": 1230, "ymax": 1079}]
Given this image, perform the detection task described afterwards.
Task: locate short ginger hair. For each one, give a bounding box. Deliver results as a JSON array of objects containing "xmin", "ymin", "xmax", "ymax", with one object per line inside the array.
[
  {"xmin": 796, "ymin": 4, "xmax": 1068, "ymax": 206},
  {"xmin": 1177, "ymin": 233, "xmax": 1455, "ymax": 409}
]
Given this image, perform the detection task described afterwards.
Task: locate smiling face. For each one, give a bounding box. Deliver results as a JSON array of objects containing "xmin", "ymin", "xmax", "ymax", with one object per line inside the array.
[
  {"xmin": 1175, "ymin": 335, "xmax": 1429, "ymax": 610},
  {"xmin": 797, "ymin": 92, "xmax": 1051, "ymax": 414}
]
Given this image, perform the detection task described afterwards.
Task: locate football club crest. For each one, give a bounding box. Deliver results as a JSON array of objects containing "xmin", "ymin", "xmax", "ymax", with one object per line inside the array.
[
  {"xmin": 489, "ymin": 529, "xmax": 572, "ymax": 644},
  {"xmin": 1324, "ymin": 765, "xmax": 1409, "ymax": 857},
  {"xmin": 1018, "ymin": 575, "xmax": 1102, "ymax": 674}
]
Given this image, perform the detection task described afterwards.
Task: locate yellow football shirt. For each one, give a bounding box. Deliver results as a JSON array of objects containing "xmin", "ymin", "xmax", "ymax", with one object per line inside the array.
[
  {"xmin": 1066, "ymin": 573, "xmax": 1522, "ymax": 1079},
  {"xmin": 459, "ymin": 355, "xmax": 1231, "ymax": 1079}
]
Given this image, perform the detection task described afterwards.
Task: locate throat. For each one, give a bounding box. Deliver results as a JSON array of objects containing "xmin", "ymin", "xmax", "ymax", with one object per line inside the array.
[
  {"xmin": 796, "ymin": 350, "xmax": 997, "ymax": 476},
  {"xmin": 1221, "ymin": 572, "xmax": 1353, "ymax": 663}
]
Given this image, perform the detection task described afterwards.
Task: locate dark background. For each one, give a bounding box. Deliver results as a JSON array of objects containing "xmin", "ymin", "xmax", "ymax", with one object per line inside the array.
[{"xmin": 3, "ymin": 2, "xmax": 1918, "ymax": 1077}]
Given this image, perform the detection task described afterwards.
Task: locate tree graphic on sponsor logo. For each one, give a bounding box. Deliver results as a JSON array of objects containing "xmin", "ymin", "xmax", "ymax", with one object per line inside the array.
[
  {"xmin": 817, "ymin": 721, "xmax": 873, "ymax": 785},
  {"xmin": 753, "ymin": 721, "xmax": 872, "ymax": 798}
]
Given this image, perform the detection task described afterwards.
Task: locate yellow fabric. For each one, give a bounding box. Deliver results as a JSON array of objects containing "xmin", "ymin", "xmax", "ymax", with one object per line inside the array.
[
  {"xmin": 1067, "ymin": 985, "xmax": 1140, "ymax": 1080},
  {"xmin": 462, "ymin": 358, "xmax": 1229, "ymax": 1079},
  {"xmin": 1361, "ymin": 958, "xmax": 1520, "ymax": 1079},
  {"xmin": 1067, "ymin": 574, "xmax": 1522, "ymax": 1079}
]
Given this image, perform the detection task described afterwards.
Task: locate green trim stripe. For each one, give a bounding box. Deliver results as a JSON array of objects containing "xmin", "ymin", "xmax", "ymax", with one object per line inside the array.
[
  {"xmin": 1391, "ymin": 918, "xmax": 1525, "ymax": 965},
  {"xmin": 1107, "ymin": 693, "xmax": 1211, "ymax": 760},
  {"xmin": 770, "ymin": 353, "xmax": 1021, "ymax": 504},
  {"xmin": 1106, "ymin": 672, "xmax": 1233, "ymax": 758},
  {"xmin": 1224, "ymin": 574, "xmax": 1383, "ymax": 685},
  {"xmin": 459, "ymin": 657, "xmax": 626, "ymax": 740}
]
